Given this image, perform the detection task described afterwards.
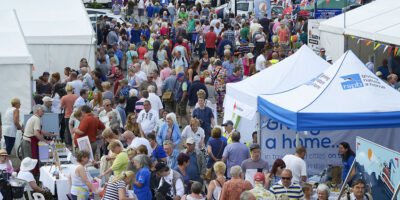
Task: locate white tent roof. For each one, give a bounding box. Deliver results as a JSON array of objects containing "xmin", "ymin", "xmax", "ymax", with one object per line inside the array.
[
  {"xmin": 258, "ymin": 50, "xmax": 400, "ymax": 131},
  {"xmin": 319, "ymin": 0, "xmax": 400, "ymax": 45},
  {"xmin": 0, "ymin": 10, "xmax": 33, "ymax": 64},
  {"xmin": 0, "ymin": 0, "xmax": 94, "ymax": 44},
  {"xmin": 225, "ymin": 45, "xmax": 330, "ymax": 119}
]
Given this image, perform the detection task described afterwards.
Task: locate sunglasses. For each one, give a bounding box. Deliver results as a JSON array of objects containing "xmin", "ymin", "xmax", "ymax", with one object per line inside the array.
[
  {"xmin": 281, "ymin": 177, "xmax": 292, "ymax": 180},
  {"xmin": 105, "ymin": 104, "xmax": 111, "ymax": 107}
]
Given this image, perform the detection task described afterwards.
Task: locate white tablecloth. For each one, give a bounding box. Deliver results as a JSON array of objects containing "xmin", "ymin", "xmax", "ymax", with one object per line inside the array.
[{"xmin": 39, "ymin": 164, "xmax": 99, "ymax": 200}]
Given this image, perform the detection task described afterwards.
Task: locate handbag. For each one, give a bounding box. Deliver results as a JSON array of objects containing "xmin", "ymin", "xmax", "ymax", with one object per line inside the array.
[
  {"xmin": 204, "ymin": 140, "xmax": 224, "ymax": 181},
  {"xmin": 162, "ymin": 91, "xmax": 174, "ymax": 102}
]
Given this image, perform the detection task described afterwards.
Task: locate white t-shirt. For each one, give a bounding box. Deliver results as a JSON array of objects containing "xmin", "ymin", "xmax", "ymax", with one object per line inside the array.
[
  {"xmin": 24, "ymin": 115, "xmax": 41, "ymax": 141},
  {"xmin": 129, "ymin": 137, "xmax": 152, "ymax": 156},
  {"xmin": 147, "ymin": 93, "xmax": 163, "ymax": 113},
  {"xmin": 255, "ymin": 54, "xmax": 266, "ymax": 72},
  {"xmin": 282, "ymin": 154, "xmax": 307, "ymax": 184},
  {"xmin": 0, "ymin": 160, "xmax": 12, "ymax": 171},
  {"xmin": 138, "ymin": 0, "xmax": 144, "ymax": 9},
  {"xmin": 137, "ymin": 109, "xmax": 159, "ymax": 135},
  {"xmin": 17, "ymin": 171, "xmax": 35, "ymax": 191},
  {"xmin": 67, "ymin": 80, "xmax": 83, "ymax": 95},
  {"xmin": 181, "ymin": 125, "xmax": 205, "ymax": 150}
]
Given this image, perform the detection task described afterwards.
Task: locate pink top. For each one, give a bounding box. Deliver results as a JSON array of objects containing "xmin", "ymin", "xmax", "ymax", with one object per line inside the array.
[
  {"xmin": 160, "ymin": 27, "xmax": 169, "ymax": 35},
  {"xmin": 160, "ymin": 67, "xmax": 171, "ymax": 81},
  {"xmin": 278, "ymin": 28, "xmax": 289, "ymax": 43},
  {"xmin": 243, "ymin": 59, "xmax": 254, "ymax": 76}
]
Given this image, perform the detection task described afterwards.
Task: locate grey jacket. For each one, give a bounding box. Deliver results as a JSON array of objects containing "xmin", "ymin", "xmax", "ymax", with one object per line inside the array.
[{"xmin": 182, "ymin": 149, "xmax": 206, "ymax": 179}]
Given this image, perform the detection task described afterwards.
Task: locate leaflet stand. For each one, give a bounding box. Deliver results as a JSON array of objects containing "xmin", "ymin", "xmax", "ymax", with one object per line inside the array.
[
  {"xmin": 48, "ymin": 144, "xmax": 61, "ymax": 173},
  {"xmin": 337, "ymin": 159, "xmax": 356, "ymax": 200}
]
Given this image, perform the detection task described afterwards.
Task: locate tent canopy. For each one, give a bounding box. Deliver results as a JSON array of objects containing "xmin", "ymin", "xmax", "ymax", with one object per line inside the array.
[
  {"xmin": 319, "ymin": 0, "xmax": 400, "ymax": 46},
  {"xmin": 258, "ymin": 50, "xmax": 400, "ymax": 131},
  {"xmin": 225, "ymin": 45, "xmax": 330, "ymax": 120},
  {"xmin": 0, "ymin": 11, "xmax": 33, "ymax": 64},
  {"xmin": 0, "ymin": 0, "xmax": 94, "ymax": 44},
  {"xmin": 0, "ymin": 10, "xmax": 33, "ymax": 116}
]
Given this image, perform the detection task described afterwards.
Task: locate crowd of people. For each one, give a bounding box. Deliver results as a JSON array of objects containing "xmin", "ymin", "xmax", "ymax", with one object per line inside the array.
[{"xmin": 0, "ymin": 0, "xmax": 379, "ymax": 199}]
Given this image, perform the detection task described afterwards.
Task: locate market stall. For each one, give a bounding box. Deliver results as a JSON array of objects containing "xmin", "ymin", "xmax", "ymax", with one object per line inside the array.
[
  {"xmin": 223, "ymin": 45, "xmax": 330, "ymax": 142},
  {"xmin": 257, "ymin": 50, "xmax": 400, "ymax": 190},
  {"xmin": 40, "ymin": 164, "xmax": 100, "ymax": 200},
  {"xmin": 0, "ymin": 0, "xmax": 96, "ymax": 78}
]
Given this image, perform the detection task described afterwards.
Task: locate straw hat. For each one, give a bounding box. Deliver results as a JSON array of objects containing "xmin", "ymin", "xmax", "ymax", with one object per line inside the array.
[
  {"xmin": 0, "ymin": 149, "xmax": 8, "ymax": 156},
  {"xmin": 20, "ymin": 157, "xmax": 38, "ymax": 171}
]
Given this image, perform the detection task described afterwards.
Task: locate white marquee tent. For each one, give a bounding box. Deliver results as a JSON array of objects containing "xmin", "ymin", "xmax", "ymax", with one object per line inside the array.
[
  {"xmin": 0, "ymin": 0, "xmax": 96, "ymax": 78},
  {"xmin": 224, "ymin": 45, "xmax": 330, "ymax": 142},
  {"xmin": 319, "ymin": 0, "xmax": 400, "ymax": 61},
  {"xmin": 258, "ymin": 50, "xmax": 400, "ymax": 131},
  {"xmin": 0, "ymin": 10, "xmax": 33, "ymax": 116}
]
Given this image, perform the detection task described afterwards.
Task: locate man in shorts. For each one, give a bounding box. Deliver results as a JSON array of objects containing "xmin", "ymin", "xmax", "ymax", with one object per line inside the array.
[{"xmin": 174, "ymin": 73, "xmax": 190, "ymax": 127}]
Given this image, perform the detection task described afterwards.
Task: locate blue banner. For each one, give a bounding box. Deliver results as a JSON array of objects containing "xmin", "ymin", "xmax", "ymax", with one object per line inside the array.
[{"xmin": 315, "ymin": 9, "xmax": 342, "ymax": 19}]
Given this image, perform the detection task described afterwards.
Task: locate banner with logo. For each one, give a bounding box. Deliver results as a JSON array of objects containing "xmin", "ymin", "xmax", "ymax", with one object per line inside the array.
[
  {"xmin": 260, "ymin": 116, "xmax": 400, "ymax": 176},
  {"xmin": 356, "ymin": 137, "xmax": 400, "ymax": 200},
  {"xmin": 254, "ymin": 0, "xmax": 271, "ymax": 19}
]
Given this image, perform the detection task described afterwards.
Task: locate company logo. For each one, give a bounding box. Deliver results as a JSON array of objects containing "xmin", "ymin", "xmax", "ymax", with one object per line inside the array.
[
  {"xmin": 341, "ymin": 74, "xmax": 364, "ymax": 90},
  {"xmin": 233, "ymin": 102, "xmax": 243, "ymax": 112}
]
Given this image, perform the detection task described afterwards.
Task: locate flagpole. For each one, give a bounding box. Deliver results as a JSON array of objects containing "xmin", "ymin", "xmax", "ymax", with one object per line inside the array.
[{"xmin": 344, "ymin": 0, "xmax": 348, "ymax": 52}]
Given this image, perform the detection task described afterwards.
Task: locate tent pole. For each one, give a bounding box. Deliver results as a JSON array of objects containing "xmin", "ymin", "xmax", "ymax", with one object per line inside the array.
[
  {"xmin": 257, "ymin": 112, "xmax": 261, "ymax": 144},
  {"xmin": 296, "ymin": 132, "xmax": 300, "ymax": 147}
]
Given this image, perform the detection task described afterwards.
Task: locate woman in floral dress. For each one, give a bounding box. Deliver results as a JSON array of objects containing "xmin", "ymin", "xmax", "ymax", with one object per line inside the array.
[{"xmin": 212, "ymin": 61, "xmax": 228, "ymax": 116}]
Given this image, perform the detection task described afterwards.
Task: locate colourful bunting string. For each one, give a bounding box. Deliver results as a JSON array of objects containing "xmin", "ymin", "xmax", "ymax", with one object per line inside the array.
[
  {"xmin": 377, "ymin": 45, "xmax": 384, "ymax": 50},
  {"xmin": 395, "ymin": 47, "xmax": 398, "ymax": 56},
  {"xmin": 388, "ymin": 46, "xmax": 393, "ymax": 55},
  {"xmin": 384, "ymin": 45, "xmax": 389, "ymax": 53},
  {"xmin": 374, "ymin": 43, "xmax": 381, "ymax": 51},
  {"xmin": 366, "ymin": 41, "xmax": 372, "ymax": 46}
]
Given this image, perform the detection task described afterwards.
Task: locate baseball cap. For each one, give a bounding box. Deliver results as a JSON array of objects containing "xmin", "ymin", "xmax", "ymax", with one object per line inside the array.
[
  {"xmin": 254, "ymin": 172, "xmax": 265, "ymax": 182},
  {"xmin": 240, "ymin": 39, "xmax": 247, "ymax": 43},
  {"xmin": 42, "ymin": 96, "xmax": 53, "ymax": 102},
  {"xmin": 176, "ymin": 72, "xmax": 184, "ymax": 80},
  {"xmin": 221, "ymin": 120, "xmax": 233, "ymax": 126},
  {"xmin": 320, "ymin": 48, "xmax": 326, "ymax": 52},
  {"xmin": 250, "ymin": 143, "xmax": 260, "ymax": 151},
  {"xmin": 186, "ymin": 137, "xmax": 196, "ymax": 144},
  {"xmin": 42, "ymin": 72, "xmax": 50, "ymax": 76}
]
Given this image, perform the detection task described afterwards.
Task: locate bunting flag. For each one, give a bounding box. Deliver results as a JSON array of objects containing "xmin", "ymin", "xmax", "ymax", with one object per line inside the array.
[
  {"xmin": 344, "ymin": 34, "xmax": 348, "ymax": 38},
  {"xmin": 366, "ymin": 41, "xmax": 372, "ymax": 46},
  {"xmin": 383, "ymin": 45, "xmax": 389, "ymax": 53},
  {"xmin": 362, "ymin": 40, "xmax": 368, "ymax": 43},
  {"xmin": 377, "ymin": 44, "xmax": 384, "ymax": 50},
  {"xmin": 389, "ymin": 46, "xmax": 393, "ymax": 55},
  {"xmin": 395, "ymin": 47, "xmax": 399, "ymax": 56},
  {"xmin": 398, "ymin": 49, "xmax": 400, "ymax": 56},
  {"xmin": 351, "ymin": 36, "xmax": 355, "ymax": 39},
  {"xmin": 357, "ymin": 39, "xmax": 361, "ymax": 44},
  {"xmin": 374, "ymin": 43, "xmax": 381, "ymax": 51},
  {"xmin": 326, "ymin": 0, "xmax": 330, "ymax": 5}
]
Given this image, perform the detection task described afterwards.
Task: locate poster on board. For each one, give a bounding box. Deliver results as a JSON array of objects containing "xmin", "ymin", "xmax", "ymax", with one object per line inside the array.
[
  {"xmin": 24, "ymin": 113, "xmax": 60, "ymax": 139},
  {"xmin": 260, "ymin": 116, "xmax": 400, "ymax": 176},
  {"xmin": 77, "ymin": 136, "xmax": 94, "ymax": 161},
  {"xmin": 307, "ymin": 19, "xmax": 325, "ymax": 52},
  {"xmin": 356, "ymin": 137, "xmax": 400, "ymax": 200}
]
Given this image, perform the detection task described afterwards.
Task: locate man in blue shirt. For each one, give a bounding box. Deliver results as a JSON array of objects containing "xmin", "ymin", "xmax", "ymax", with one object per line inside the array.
[
  {"xmin": 182, "ymin": 137, "xmax": 206, "ymax": 182},
  {"xmin": 222, "ymin": 54, "xmax": 235, "ymax": 77},
  {"xmin": 116, "ymin": 96, "xmax": 127, "ymax": 127},
  {"xmin": 217, "ymin": 34, "xmax": 234, "ymax": 58},
  {"xmin": 192, "ymin": 95, "xmax": 215, "ymax": 143},
  {"xmin": 163, "ymin": 140, "xmax": 180, "ymax": 169}
]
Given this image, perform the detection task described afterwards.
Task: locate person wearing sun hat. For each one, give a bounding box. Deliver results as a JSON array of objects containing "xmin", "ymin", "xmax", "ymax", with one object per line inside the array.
[
  {"xmin": 17, "ymin": 157, "xmax": 45, "ymax": 193},
  {"xmin": 0, "ymin": 149, "xmax": 13, "ymax": 173}
]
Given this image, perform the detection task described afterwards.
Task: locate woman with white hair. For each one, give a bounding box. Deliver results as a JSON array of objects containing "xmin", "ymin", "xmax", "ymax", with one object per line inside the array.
[
  {"xmin": 126, "ymin": 89, "xmax": 139, "ymax": 114},
  {"xmin": 316, "ymin": 183, "xmax": 330, "ymax": 200},
  {"xmin": 157, "ymin": 113, "xmax": 181, "ymax": 149},
  {"xmin": 2, "ymin": 98, "xmax": 24, "ymax": 154}
]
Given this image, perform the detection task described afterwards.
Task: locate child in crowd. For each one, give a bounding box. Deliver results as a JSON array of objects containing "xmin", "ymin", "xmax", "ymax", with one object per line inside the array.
[{"xmin": 302, "ymin": 183, "xmax": 314, "ymax": 200}]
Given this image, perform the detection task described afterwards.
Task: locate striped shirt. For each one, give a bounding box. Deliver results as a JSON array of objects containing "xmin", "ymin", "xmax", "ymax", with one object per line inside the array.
[
  {"xmin": 269, "ymin": 182, "xmax": 304, "ymax": 200},
  {"xmin": 103, "ymin": 180, "xmax": 127, "ymax": 200}
]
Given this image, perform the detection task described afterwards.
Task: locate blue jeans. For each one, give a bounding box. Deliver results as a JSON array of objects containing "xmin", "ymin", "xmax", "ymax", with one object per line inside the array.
[
  {"xmin": 170, "ymin": 15, "xmax": 174, "ymax": 24},
  {"xmin": 4, "ymin": 136, "xmax": 15, "ymax": 155}
]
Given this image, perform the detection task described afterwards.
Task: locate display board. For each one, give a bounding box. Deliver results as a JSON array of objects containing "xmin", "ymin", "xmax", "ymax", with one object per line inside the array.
[
  {"xmin": 254, "ymin": 0, "xmax": 271, "ymax": 19},
  {"xmin": 24, "ymin": 113, "xmax": 60, "ymax": 138},
  {"xmin": 260, "ymin": 116, "xmax": 400, "ymax": 176},
  {"xmin": 307, "ymin": 19, "xmax": 325, "ymax": 52},
  {"xmin": 355, "ymin": 137, "xmax": 400, "ymax": 200}
]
